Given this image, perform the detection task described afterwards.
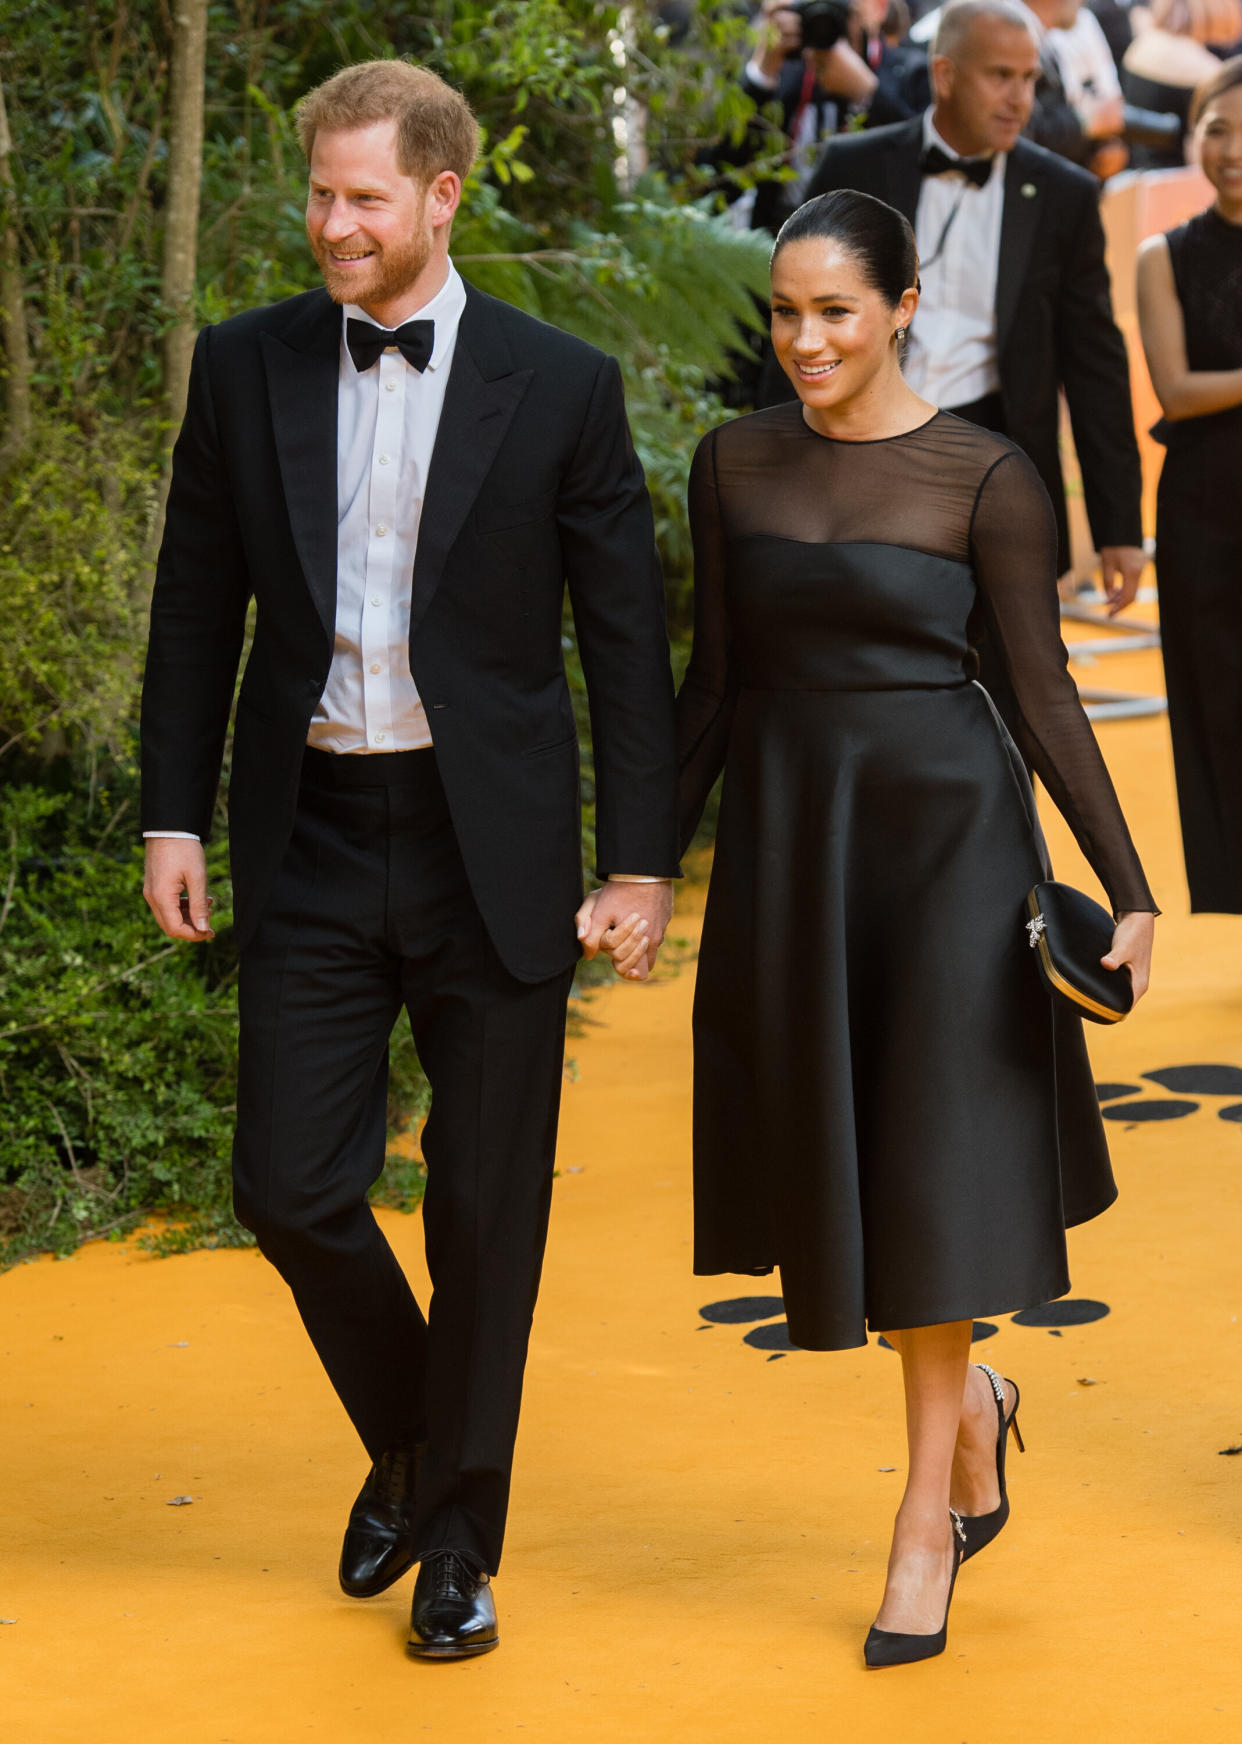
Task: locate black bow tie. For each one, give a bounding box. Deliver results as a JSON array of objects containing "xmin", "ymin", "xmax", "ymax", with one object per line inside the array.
[
  {"xmin": 345, "ymin": 317, "xmax": 435, "ymax": 374},
  {"xmin": 920, "ymin": 144, "xmax": 992, "ymax": 189}
]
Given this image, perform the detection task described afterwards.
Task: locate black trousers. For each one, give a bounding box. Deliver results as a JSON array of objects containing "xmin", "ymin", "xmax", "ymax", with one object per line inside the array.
[{"xmin": 233, "ymin": 747, "xmax": 575, "ymax": 1574}]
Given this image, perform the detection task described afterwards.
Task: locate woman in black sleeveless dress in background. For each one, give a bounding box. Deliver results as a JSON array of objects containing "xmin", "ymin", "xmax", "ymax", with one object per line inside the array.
[
  {"xmin": 673, "ymin": 193, "xmax": 1156, "ymax": 1666},
  {"xmin": 1138, "ymin": 57, "xmax": 1242, "ymax": 913}
]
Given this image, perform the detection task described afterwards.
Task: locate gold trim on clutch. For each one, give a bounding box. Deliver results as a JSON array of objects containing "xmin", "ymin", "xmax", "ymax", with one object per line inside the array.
[{"xmin": 1025, "ymin": 892, "xmax": 1126, "ymax": 1024}]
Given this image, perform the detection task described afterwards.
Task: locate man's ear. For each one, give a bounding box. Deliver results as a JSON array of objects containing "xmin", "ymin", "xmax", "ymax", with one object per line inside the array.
[
  {"xmin": 427, "ymin": 170, "xmax": 462, "ymax": 232},
  {"xmin": 930, "ymin": 53, "xmax": 954, "ymax": 106}
]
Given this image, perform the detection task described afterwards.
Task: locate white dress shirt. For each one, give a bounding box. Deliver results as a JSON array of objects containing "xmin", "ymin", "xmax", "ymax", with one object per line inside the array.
[
  {"xmin": 145, "ymin": 263, "xmax": 467, "ymax": 837},
  {"xmin": 309, "ymin": 261, "xmax": 467, "ymax": 754},
  {"xmin": 903, "ymin": 110, "xmax": 1006, "ymax": 411},
  {"xmin": 1051, "ymin": 6, "xmax": 1122, "ymax": 131}
]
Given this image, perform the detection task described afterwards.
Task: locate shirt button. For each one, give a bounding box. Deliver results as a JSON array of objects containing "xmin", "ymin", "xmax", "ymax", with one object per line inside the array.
[
  {"xmin": 385, "ymin": 381, "xmax": 397, "ymax": 392},
  {"xmin": 378, "ymin": 454, "xmax": 390, "ymax": 465},
  {"xmin": 369, "ymin": 662, "xmax": 382, "ymax": 674},
  {"xmin": 375, "ymin": 525, "xmax": 387, "ymax": 537},
  {"xmin": 370, "ymin": 595, "xmax": 382, "ymax": 607},
  {"xmin": 373, "ymin": 732, "xmax": 386, "ymax": 745}
]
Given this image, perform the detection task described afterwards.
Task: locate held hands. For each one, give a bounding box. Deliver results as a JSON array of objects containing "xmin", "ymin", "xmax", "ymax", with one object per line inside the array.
[
  {"xmin": 1102, "ymin": 910, "xmax": 1154, "ymax": 1003},
  {"xmin": 575, "ymin": 879, "xmax": 674, "ymax": 983},
  {"xmin": 143, "ymin": 837, "xmax": 216, "ymax": 942}
]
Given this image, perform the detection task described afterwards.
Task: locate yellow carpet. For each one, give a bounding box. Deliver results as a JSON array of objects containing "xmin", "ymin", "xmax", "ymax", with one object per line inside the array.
[{"xmin": 4, "ymin": 627, "xmax": 1241, "ymax": 1743}]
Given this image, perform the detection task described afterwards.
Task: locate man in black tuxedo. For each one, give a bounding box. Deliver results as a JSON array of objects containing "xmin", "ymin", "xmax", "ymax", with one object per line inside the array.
[
  {"xmin": 140, "ymin": 60, "xmax": 678, "ymax": 1660},
  {"xmin": 798, "ymin": 0, "xmax": 1146, "ymax": 611}
]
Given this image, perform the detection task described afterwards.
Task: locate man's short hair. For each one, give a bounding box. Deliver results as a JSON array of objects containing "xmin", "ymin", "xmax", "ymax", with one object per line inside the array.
[
  {"xmin": 933, "ymin": 0, "xmax": 1039, "ymax": 62},
  {"xmin": 295, "ymin": 60, "xmax": 480, "ymax": 184}
]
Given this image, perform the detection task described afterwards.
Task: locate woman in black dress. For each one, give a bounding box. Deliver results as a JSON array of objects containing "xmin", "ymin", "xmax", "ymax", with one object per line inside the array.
[
  {"xmin": 1138, "ymin": 57, "xmax": 1242, "ymax": 913},
  {"xmin": 673, "ymin": 192, "xmax": 1156, "ymax": 1665}
]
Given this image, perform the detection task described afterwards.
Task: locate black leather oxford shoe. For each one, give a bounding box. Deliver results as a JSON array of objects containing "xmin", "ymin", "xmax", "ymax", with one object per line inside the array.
[
  {"xmin": 406, "ymin": 1550, "xmax": 499, "ymax": 1659},
  {"xmin": 338, "ymin": 1444, "xmax": 425, "ymax": 1599}
]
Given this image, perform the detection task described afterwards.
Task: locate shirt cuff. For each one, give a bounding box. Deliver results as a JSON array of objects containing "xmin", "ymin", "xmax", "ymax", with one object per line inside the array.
[
  {"xmin": 606, "ymin": 874, "xmax": 674, "ymax": 884},
  {"xmin": 143, "ymin": 831, "xmax": 202, "ymax": 841},
  {"xmin": 744, "ymin": 57, "xmax": 780, "ymax": 92}
]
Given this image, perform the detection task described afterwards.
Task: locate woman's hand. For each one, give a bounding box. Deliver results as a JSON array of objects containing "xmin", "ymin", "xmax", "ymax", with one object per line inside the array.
[
  {"xmin": 1102, "ymin": 910, "xmax": 1155, "ymax": 1003},
  {"xmin": 597, "ymin": 911, "xmax": 651, "ymax": 980},
  {"xmin": 574, "ymin": 885, "xmax": 667, "ymax": 981}
]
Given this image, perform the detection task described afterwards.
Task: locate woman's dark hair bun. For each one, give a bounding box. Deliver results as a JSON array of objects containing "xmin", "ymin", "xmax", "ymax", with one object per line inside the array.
[{"xmin": 772, "ymin": 189, "xmax": 920, "ymax": 306}]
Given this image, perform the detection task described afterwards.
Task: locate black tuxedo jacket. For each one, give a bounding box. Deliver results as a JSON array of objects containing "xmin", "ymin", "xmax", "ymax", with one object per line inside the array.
[
  {"xmin": 802, "ymin": 118, "xmax": 1143, "ymax": 572},
  {"xmin": 141, "ymin": 283, "xmax": 679, "ymax": 982}
]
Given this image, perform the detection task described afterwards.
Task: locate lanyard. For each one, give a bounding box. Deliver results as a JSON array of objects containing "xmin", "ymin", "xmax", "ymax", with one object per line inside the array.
[{"xmin": 920, "ymin": 187, "xmax": 971, "ymax": 276}]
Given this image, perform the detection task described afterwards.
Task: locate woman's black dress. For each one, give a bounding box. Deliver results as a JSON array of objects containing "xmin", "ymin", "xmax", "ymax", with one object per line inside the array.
[
  {"xmin": 1154, "ymin": 208, "xmax": 1242, "ymax": 914},
  {"xmin": 676, "ymin": 408, "xmax": 1155, "ymax": 1352}
]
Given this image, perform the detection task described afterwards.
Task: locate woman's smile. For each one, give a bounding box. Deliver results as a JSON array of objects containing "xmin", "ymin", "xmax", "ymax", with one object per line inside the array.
[{"xmin": 793, "ymin": 357, "xmax": 841, "ymax": 380}]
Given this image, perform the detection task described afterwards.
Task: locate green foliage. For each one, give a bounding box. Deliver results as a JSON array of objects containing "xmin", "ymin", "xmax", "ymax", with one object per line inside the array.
[
  {"xmin": 0, "ymin": 776, "xmax": 434, "ymax": 1265},
  {"xmin": 0, "ymin": 244, "xmax": 160, "ymax": 753},
  {"xmin": 0, "ymin": 783, "xmax": 238, "ymax": 1263},
  {"xmin": 0, "ymin": 0, "xmax": 766, "ymax": 1264}
]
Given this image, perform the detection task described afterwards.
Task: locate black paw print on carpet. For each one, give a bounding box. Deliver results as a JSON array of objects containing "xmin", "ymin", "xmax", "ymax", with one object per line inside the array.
[
  {"xmin": 697, "ymin": 1296, "xmax": 1111, "ymax": 1360},
  {"xmin": 1097, "ymin": 1063, "xmax": 1242, "ymax": 1127}
]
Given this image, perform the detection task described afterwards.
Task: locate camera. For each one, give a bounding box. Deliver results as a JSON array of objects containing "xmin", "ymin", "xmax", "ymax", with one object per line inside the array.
[{"xmin": 785, "ymin": 0, "xmax": 853, "ymax": 55}]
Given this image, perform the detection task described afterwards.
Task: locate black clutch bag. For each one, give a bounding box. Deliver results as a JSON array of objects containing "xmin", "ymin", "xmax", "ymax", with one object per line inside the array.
[{"xmin": 1024, "ymin": 882, "xmax": 1134, "ymax": 1025}]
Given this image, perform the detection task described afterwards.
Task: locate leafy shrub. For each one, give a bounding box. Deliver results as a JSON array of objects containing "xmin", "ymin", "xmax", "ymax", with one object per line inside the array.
[{"xmin": 0, "ymin": 776, "xmax": 438, "ymax": 1265}]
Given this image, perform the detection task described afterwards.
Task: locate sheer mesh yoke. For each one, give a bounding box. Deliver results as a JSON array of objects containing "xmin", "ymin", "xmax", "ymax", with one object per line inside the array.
[{"xmin": 676, "ymin": 405, "xmax": 1155, "ymax": 915}]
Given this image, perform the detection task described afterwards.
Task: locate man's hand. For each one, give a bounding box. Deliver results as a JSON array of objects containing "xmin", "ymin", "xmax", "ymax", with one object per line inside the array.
[
  {"xmin": 1087, "ymin": 138, "xmax": 1129, "ymax": 181},
  {"xmin": 143, "ymin": 837, "xmax": 216, "ymax": 942},
  {"xmin": 811, "ymin": 39, "xmax": 877, "ymax": 103},
  {"xmin": 1084, "ymin": 94, "xmax": 1125, "ymax": 141},
  {"xmin": 575, "ymin": 879, "xmax": 674, "ymax": 982},
  {"xmin": 1097, "ymin": 545, "xmax": 1147, "ymax": 617}
]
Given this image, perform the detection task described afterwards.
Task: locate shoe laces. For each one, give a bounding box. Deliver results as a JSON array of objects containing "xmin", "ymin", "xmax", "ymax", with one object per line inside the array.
[
  {"xmin": 371, "ymin": 1445, "xmax": 420, "ymax": 1507},
  {"xmin": 426, "ymin": 1550, "xmax": 484, "ymax": 1599}
]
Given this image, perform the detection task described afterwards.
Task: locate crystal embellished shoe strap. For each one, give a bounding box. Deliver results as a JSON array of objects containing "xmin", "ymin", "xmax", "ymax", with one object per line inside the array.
[
  {"xmin": 950, "ymin": 1507, "xmax": 966, "ymax": 1546},
  {"xmin": 975, "ymin": 1362, "xmax": 1006, "ymax": 1406}
]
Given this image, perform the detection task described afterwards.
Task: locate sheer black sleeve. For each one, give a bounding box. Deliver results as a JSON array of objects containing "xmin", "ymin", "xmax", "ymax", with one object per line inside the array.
[
  {"xmin": 676, "ymin": 429, "xmax": 740, "ymax": 853},
  {"xmin": 970, "ymin": 449, "xmax": 1157, "ymax": 914}
]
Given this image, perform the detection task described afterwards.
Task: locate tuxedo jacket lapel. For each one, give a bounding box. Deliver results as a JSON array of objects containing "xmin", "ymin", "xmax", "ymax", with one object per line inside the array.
[
  {"xmin": 996, "ymin": 147, "xmax": 1043, "ymax": 356},
  {"xmin": 260, "ymin": 291, "xmax": 340, "ymax": 644},
  {"xmin": 410, "ymin": 287, "xmax": 533, "ymax": 635},
  {"xmin": 881, "ymin": 119, "xmax": 925, "ymax": 226}
]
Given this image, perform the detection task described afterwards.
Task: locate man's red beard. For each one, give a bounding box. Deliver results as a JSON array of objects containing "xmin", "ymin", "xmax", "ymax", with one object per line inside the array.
[{"xmin": 309, "ymin": 226, "xmax": 433, "ymax": 309}]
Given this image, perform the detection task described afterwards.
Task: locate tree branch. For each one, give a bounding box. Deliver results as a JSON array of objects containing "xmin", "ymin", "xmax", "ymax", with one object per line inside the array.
[
  {"xmin": 161, "ymin": 0, "xmax": 208, "ymax": 433},
  {"xmin": 0, "ymin": 68, "xmax": 32, "ymax": 475}
]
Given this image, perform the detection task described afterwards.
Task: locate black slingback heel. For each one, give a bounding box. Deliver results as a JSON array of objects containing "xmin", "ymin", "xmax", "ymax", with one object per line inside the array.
[{"xmin": 958, "ymin": 1362, "xmax": 1024, "ymax": 1563}]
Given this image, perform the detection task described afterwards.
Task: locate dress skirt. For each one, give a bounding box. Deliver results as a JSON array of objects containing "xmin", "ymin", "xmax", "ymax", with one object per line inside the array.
[
  {"xmin": 691, "ymin": 678, "xmax": 1116, "ymax": 1352},
  {"xmin": 1156, "ymin": 446, "xmax": 1242, "ymax": 913}
]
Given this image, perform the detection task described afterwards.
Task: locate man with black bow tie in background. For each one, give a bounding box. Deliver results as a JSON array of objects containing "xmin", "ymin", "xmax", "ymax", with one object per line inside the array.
[
  {"xmin": 798, "ymin": 0, "xmax": 1146, "ymax": 617},
  {"xmin": 140, "ymin": 60, "xmax": 677, "ymax": 1662}
]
